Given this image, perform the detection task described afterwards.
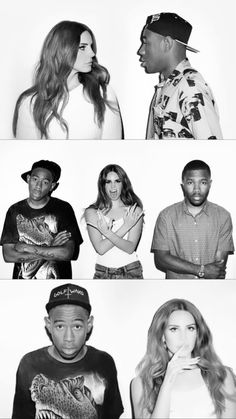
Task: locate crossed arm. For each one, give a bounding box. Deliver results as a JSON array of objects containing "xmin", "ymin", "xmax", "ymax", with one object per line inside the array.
[
  {"xmin": 85, "ymin": 205, "xmax": 144, "ymax": 255},
  {"xmin": 2, "ymin": 231, "xmax": 75, "ymax": 263},
  {"xmin": 154, "ymin": 249, "xmax": 229, "ymax": 279}
]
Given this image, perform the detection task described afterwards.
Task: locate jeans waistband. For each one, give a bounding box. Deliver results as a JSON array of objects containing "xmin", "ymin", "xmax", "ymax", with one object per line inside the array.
[{"xmin": 95, "ymin": 260, "xmax": 141, "ymax": 275}]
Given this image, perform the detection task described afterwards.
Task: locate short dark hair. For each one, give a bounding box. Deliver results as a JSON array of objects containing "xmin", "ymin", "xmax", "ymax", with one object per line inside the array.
[{"xmin": 182, "ymin": 160, "xmax": 211, "ymax": 181}]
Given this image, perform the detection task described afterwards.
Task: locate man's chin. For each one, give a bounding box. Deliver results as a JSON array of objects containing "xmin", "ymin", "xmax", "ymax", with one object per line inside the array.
[
  {"xmin": 189, "ymin": 198, "xmax": 205, "ymax": 207},
  {"xmin": 143, "ymin": 66, "xmax": 153, "ymax": 74},
  {"xmin": 59, "ymin": 351, "xmax": 79, "ymax": 360}
]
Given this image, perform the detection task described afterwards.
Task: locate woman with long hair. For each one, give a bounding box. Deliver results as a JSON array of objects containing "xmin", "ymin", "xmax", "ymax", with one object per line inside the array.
[
  {"xmin": 131, "ymin": 298, "xmax": 236, "ymax": 418},
  {"xmin": 13, "ymin": 21, "xmax": 123, "ymax": 139},
  {"xmin": 85, "ymin": 164, "xmax": 144, "ymax": 279}
]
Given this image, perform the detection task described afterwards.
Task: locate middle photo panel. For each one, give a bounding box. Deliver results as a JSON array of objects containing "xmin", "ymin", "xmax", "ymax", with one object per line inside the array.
[{"xmin": 0, "ymin": 140, "xmax": 235, "ymax": 279}]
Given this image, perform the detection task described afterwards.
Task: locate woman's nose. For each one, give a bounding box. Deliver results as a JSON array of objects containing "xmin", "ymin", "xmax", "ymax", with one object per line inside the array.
[{"xmin": 89, "ymin": 47, "xmax": 95, "ymax": 58}]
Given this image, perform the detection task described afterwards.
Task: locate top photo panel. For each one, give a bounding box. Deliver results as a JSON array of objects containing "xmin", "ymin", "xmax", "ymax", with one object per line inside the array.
[{"xmin": 2, "ymin": 0, "xmax": 236, "ymax": 140}]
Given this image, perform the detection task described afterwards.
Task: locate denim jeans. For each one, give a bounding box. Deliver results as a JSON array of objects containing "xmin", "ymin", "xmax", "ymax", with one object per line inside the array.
[{"xmin": 93, "ymin": 260, "xmax": 143, "ymax": 279}]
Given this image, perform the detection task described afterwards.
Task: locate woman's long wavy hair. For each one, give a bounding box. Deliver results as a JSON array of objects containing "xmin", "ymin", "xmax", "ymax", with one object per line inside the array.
[
  {"xmin": 136, "ymin": 299, "xmax": 236, "ymax": 418},
  {"xmin": 13, "ymin": 21, "xmax": 113, "ymax": 138},
  {"xmin": 88, "ymin": 164, "xmax": 143, "ymax": 211}
]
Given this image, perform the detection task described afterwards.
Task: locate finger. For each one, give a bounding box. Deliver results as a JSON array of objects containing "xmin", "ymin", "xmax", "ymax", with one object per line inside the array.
[
  {"xmin": 182, "ymin": 365, "xmax": 198, "ymax": 370},
  {"xmin": 97, "ymin": 210, "xmax": 102, "ymax": 220},
  {"xmin": 131, "ymin": 203, "xmax": 137, "ymax": 214},
  {"xmin": 101, "ymin": 208, "xmax": 109, "ymax": 217},
  {"xmin": 188, "ymin": 357, "xmax": 200, "ymax": 364},
  {"xmin": 172, "ymin": 344, "xmax": 190, "ymax": 359},
  {"xmin": 216, "ymin": 259, "xmax": 225, "ymax": 266},
  {"xmin": 54, "ymin": 238, "xmax": 70, "ymax": 245},
  {"xmin": 56, "ymin": 232, "xmax": 71, "ymax": 239},
  {"xmin": 99, "ymin": 211, "xmax": 106, "ymax": 221}
]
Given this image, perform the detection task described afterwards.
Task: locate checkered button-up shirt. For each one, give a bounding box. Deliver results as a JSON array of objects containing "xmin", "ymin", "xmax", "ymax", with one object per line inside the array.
[
  {"xmin": 151, "ymin": 200, "xmax": 234, "ymax": 278},
  {"xmin": 146, "ymin": 59, "xmax": 223, "ymax": 140}
]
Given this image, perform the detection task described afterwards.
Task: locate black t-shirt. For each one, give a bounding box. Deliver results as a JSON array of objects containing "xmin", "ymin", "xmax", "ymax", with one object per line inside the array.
[
  {"xmin": 0, "ymin": 197, "xmax": 83, "ymax": 279},
  {"xmin": 12, "ymin": 345, "xmax": 124, "ymax": 419}
]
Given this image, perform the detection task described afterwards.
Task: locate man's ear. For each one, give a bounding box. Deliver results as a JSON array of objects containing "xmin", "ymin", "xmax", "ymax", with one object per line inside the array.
[
  {"xmin": 163, "ymin": 36, "xmax": 174, "ymax": 52},
  {"xmin": 44, "ymin": 316, "xmax": 51, "ymax": 334},
  {"xmin": 87, "ymin": 315, "xmax": 94, "ymax": 333},
  {"xmin": 180, "ymin": 183, "xmax": 185, "ymax": 195},
  {"xmin": 50, "ymin": 182, "xmax": 59, "ymax": 193},
  {"xmin": 27, "ymin": 174, "xmax": 31, "ymax": 184}
]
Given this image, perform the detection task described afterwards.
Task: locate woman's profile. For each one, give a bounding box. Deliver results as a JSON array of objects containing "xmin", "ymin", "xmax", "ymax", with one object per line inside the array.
[
  {"xmin": 13, "ymin": 21, "xmax": 123, "ymax": 139},
  {"xmin": 85, "ymin": 164, "xmax": 144, "ymax": 279},
  {"xmin": 131, "ymin": 298, "xmax": 236, "ymax": 418}
]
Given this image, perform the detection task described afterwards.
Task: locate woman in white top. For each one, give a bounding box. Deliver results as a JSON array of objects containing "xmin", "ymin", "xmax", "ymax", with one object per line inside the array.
[
  {"xmin": 13, "ymin": 21, "xmax": 123, "ymax": 139},
  {"xmin": 131, "ymin": 299, "xmax": 236, "ymax": 418},
  {"xmin": 85, "ymin": 164, "xmax": 144, "ymax": 279}
]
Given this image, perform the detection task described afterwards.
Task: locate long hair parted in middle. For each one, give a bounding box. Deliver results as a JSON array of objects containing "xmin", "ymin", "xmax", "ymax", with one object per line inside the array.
[
  {"xmin": 89, "ymin": 164, "xmax": 143, "ymax": 211},
  {"xmin": 13, "ymin": 20, "xmax": 114, "ymax": 138},
  {"xmin": 136, "ymin": 298, "xmax": 235, "ymax": 418}
]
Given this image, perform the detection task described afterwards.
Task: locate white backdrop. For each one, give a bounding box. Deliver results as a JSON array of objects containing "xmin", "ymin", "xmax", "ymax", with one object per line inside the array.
[
  {"xmin": 0, "ymin": 280, "xmax": 236, "ymax": 418},
  {"xmin": 1, "ymin": 0, "xmax": 236, "ymax": 138},
  {"xmin": 0, "ymin": 140, "xmax": 235, "ymax": 279}
]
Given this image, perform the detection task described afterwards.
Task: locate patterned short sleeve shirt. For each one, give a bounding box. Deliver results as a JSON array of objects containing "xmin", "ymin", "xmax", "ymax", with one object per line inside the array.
[
  {"xmin": 146, "ymin": 59, "xmax": 223, "ymax": 140},
  {"xmin": 151, "ymin": 200, "xmax": 234, "ymax": 279}
]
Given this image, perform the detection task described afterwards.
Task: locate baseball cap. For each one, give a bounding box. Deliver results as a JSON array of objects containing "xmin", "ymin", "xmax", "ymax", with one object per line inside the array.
[
  {"xmin": 21, "ymin": 160, "xmax": 61, "ymax": 183},
  {"xmin": 145, "ymin": 13, "xmax": 199, "ymax": 53},
  {"xmin": 46, "ymin": 283, "xmax": 92, "ymax": 314}
]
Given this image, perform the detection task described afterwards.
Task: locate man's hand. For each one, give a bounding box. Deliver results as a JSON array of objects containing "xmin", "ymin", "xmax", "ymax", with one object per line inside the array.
[
  {"xmin": 52, "ymin": 231, "xmax": 71, "ymax": 246},
  {"xmin": 204, "ymin": 259, "xmax": 226, "ymax": 279}
]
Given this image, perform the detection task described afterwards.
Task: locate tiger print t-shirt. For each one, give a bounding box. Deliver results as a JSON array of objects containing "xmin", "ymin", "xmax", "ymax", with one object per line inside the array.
[
  {"xmin": 0, "ymin": 197, "xmax": 83, "ymax": 279},
  {"xmin": 12, "ymin": 345, "xmax": 123, "ymax": 419}
]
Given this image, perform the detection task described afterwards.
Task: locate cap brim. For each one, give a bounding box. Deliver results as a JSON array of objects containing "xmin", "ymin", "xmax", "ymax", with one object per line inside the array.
[
  {"xmin": 46, "ymin": 300, "xmax": 92, "ymax": 314},
  {"xmin": 21, "ymin": 171, "xmax": 31, "ymax": 182},
  {"xmin": 175, "ymin": 39, "xmax": 199, "ymax": 53}
]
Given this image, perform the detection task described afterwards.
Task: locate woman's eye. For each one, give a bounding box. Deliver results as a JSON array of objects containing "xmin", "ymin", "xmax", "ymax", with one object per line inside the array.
[
  {"xmin": 188, "ymin": 326, "xmax": 196, "ymax": 331},
  {"xmin": 170, "ymin": 327, "xmax": 177, "ymax": 332}
]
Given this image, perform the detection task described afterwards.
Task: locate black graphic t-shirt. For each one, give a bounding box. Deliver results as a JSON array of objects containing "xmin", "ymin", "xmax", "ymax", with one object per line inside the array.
[
  {"xmin": 0, "ymin": 197, "xmax": 83, "ymax": 279},
  {"xmin": 12, "ymin": 345, "xmax": 124, "ymax": 419}
]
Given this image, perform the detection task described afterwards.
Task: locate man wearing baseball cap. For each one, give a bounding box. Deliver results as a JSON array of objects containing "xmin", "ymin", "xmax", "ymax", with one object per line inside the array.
[
  {"xmin": 138, "ymin": 12, "xmax": 223, "ymax": 139},
  {"xmin": 0, "ymin": 160, "xmax": 82, "ymax": 279},
  {"xmin": 12, "ymin": 283, "xmax": 124, "ymax": 419}
]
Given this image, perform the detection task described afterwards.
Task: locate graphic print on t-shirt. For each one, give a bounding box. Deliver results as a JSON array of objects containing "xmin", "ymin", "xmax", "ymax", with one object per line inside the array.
[
  {"xmin": 16, "ymin": 213, "xmax": 59, "ymax": 279},
  {"xmin": 30, "ymin": 372, "xmax": 106, "ymax": 418}
]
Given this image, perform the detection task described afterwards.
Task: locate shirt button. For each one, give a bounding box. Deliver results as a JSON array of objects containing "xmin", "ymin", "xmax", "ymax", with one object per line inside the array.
[
  {"xmin": 194, "ymin": 239, "xmax": 198, "ymax": 243},
  {"xmin": 195, "ymin": 257, "xmax": 199, "ymax": 261}
]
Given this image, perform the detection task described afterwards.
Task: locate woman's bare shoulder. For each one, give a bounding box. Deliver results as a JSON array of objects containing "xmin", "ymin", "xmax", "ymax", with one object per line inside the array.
[
  {"xmin": 131, "ymin": 375, "xmax": 144, "ymax": 398},
  {"xmin": 84, "ymin": 207, "xmax": 97, "ymax": 221}
]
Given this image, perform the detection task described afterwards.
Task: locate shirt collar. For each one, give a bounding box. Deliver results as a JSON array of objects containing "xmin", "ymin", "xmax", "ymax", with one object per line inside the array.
[
  {"xmin": 182, "ymin": 199, "xmax": 209, "ymax": 216},
  {"xmin": 157, "ymin": 58, "xmax": 194, "ymax": 88}
]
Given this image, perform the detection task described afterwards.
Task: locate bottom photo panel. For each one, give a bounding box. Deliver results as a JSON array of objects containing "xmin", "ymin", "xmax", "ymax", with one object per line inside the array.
[{"xmin": 1, "ymin": 280, "xmax": 236, "ymax": 419}]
